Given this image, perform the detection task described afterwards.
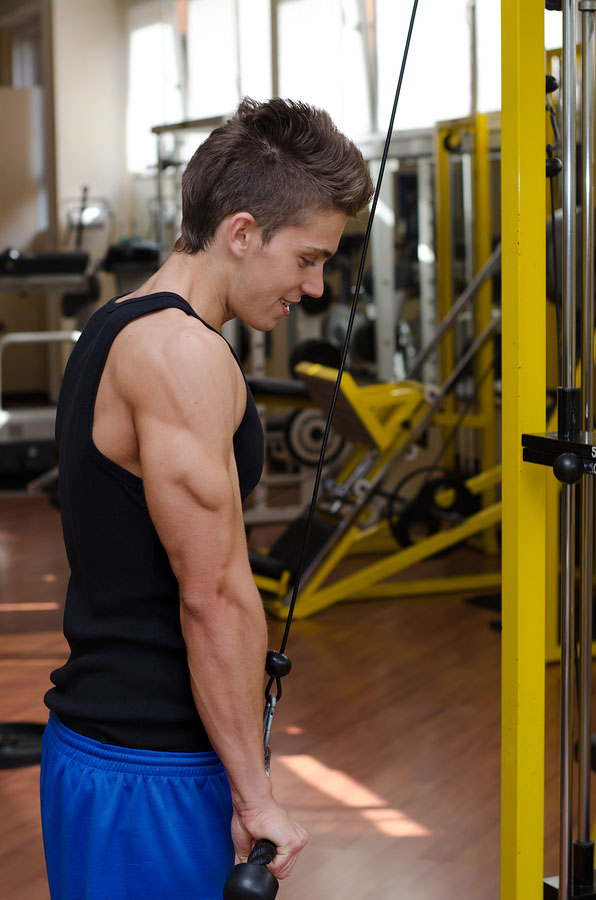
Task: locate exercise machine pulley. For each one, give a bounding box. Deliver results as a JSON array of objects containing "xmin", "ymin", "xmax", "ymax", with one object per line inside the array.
[{"xmin": 522, "ymin": 2, "xmax": 596, "ymax": 897}]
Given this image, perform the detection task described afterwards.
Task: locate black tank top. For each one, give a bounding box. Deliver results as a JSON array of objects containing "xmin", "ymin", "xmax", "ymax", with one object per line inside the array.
[{"xmin": 44, "ymin": 292, "xmax": 264, "ymax": 751}]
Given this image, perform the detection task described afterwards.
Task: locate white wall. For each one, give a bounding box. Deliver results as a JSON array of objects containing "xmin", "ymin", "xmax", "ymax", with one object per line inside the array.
[
  {"xmin": 0, "ymin": 86, "xmax": 48, "ymax": 392},
  {"xmin": 51, "ymin": 0, "xmax": 129, "ymax": 258}
]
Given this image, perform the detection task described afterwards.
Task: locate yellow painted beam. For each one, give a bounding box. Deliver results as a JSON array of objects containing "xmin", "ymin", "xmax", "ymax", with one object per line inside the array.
[
  {"xmin": 500, "ymin": 1, "xmax": 547, "ymax": 898},
  {"xmin": 345, "ymin": 571, "xmax": 501, "ymax": 600},
  {"xmin": 289, "ymin": 503, "xmax": 501, "ymax": 618}
]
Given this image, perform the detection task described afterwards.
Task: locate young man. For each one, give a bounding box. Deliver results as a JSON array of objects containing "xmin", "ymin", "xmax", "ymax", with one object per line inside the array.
[{"xmin": 40, "ymin": 97, "xmax": 373, "ymax": 900}]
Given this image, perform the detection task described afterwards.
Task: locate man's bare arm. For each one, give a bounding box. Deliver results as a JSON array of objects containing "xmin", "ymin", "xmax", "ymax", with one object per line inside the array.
[{"xmin": 124, "ymin": 326, "xmax": 306, "ymax": 878}]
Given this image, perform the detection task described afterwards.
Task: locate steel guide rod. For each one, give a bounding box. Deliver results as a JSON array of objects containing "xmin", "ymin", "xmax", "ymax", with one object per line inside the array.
[
  {"xmin": 579, "ymin": 4, "xmax": 596, "ymax": 863},
  {"xmin": 560, "ymin": 4, "xmax": 578, "ymax": 899}
]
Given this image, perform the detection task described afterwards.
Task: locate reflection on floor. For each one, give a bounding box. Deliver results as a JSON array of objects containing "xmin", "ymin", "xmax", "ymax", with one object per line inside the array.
[{"xmin": 0, "ymin": 495, "xmax": 586, "ymax": 899}]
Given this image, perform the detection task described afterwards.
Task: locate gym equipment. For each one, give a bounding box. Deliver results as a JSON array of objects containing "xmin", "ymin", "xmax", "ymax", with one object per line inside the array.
[
  {"xmin": 243, "ymin": 377, "xmax": 318, "ymax": 526},
  {"xmin": 288, "ymin": 338, "xmax": 342, "ymax": 377},
  {"xmin": 434, "ymin": 111, "xmax": 498, "ymax": 494},
  {"xmin": 0, "ymin": 723, "xmax": 45, "ymax": 769},
  {"xmin": 224, "ymin": 840, "xmax": 278, "ymax": 900},
  {"xmin": 249, "ymin": 150, "xmax": 502, "ymax": 609},
  {"xmin": 102, "ymin": 242, "xmax": 161, "ymax": 295},
  {"xmin": 500, "ymin": 3, "xmax": 550, "ymax": 897},
  {"xmin": 0, "ymin": 248, "xmax": 88, "ymax": 277},
  {"xmin": 388, "ymin": 471, "xmax": 479, "ymax": 548},
  {"xmin": 252, "ymin": 357, "xmax": 501, "ymax": 618},
  {"xmin": 0, "ymin": 330, "xmax": 80, "ymax": 457},
  {"xmin": 284, "ymin": 408, "xmax": 344, "ymax": 467},
  {"xmin": 520, "ymin": 4, "xmax": 596, "ymax": 897}
]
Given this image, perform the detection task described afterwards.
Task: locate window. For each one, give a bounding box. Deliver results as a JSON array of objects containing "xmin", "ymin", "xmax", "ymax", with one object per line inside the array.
[
  {"xmin": 126, "ymin": 1, "xmax": 183, "ymax": 173},
  {"xmin": 278, "ymin": 0, "xmax": 370, "ymax": 138},
  {"xmin": 186, "ymin": 0, "xmax": 271, "ymax": 118}
]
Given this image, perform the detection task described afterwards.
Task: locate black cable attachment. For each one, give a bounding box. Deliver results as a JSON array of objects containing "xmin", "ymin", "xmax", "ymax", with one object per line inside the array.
[
  {"xmin": 546, "ymin": 77, "xmax": 563, "ymax": 385},
  {"xmin": 264, "ymin": 650, "xmax": 292, "ymax": 704},
  {"xmin": 223, "ymin": 840, "xmax": 279, "ymax": 900}
]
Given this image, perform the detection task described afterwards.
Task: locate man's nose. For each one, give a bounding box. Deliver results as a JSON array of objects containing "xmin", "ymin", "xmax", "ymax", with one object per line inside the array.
[{"xmin": 301, "ymin": 268, "xmax": 324, "ymax": 298}]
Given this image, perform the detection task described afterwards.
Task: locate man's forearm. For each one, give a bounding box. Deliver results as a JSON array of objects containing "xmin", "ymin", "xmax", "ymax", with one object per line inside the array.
[{"xmin": 179, "ymin": 587, "xmax": 272, "ymax": 805}]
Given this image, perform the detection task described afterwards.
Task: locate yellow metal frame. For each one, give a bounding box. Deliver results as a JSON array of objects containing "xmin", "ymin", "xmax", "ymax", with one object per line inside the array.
[
  {"xmin": 293, "ymin": 362, "xmax": 428, "ymax": 452},
  {"xmin": 501, "ymin": 2, "xmax": 547, "ymax": 899},
  {"xmin": 434, "ymin": 113, "xmax": 498, "ymax": 490},
  {"xmin": 254, "ymin": 359, "xmax": 504, "ymax": 618},
  {"xmin": 261, "ymin": 496, "xmax": 501, "ymax": 619}
]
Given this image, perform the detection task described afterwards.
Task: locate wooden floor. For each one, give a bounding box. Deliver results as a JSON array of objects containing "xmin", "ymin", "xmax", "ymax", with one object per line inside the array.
[{"xmin": 0, "ymin": 496, "xmax": 591, "ymax": 899}]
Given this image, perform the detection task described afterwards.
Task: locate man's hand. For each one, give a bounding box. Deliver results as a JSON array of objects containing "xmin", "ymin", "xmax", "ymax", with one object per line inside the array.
[{"xmin": 231, "ymin": 797, "xmax": 308, "ymax": 880}]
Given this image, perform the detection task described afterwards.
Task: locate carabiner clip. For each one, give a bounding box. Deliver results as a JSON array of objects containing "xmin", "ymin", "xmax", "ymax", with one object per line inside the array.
[{"xmin": 263, "ymin": 694, "xmax": 277, "ymax": 776}]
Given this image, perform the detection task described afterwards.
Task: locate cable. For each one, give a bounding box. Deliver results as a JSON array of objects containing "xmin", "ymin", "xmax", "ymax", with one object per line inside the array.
[
  {"xmin": 547, "ymin": 96, "xmax": 563, "ymax": 386},
  {"xmin": 267, "ymin": 0, "xmax": 420, "ymax": 683}
]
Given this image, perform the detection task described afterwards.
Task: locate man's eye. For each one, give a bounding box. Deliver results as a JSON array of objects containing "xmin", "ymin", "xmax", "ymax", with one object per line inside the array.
[{"xmin": 300, "ymin": 257, "xmax": 315, "ymax": 267}]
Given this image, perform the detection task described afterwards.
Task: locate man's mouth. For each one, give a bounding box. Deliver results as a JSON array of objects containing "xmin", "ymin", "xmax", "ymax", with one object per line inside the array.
[{"xmin": 280, "ymin": 299, "xmax": 290, "ymax": 311}]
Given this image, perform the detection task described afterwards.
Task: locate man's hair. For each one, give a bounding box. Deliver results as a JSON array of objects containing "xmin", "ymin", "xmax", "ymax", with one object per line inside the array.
[{"xmin": 174, "ymin": 97, "xmax": 374, "ymax": 253}]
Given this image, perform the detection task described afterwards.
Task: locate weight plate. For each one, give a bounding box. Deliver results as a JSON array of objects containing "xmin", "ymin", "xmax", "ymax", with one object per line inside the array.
[
  {"xmin": 389, "ymin": 501, "xmax": 441, "ymax": 547},
  {"xmin": 418, "ymin": 476, "xmax": 478, "ymax": 519},
  {"xmin": 285, "ymin": 409, "xmax": 344, "ymax": 467}
]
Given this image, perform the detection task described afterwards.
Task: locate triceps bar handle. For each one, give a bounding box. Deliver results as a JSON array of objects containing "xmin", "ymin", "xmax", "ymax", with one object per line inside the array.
[{"xmin": 223, "ymin": 840, "xmax": 279, "ymax": 900}]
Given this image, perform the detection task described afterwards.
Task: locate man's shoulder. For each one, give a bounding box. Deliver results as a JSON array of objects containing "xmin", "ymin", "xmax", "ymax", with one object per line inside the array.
[
  {"xmin": 123, "ymin": 310, "xmax": 235, "ymax": 376},
  {"xmin": 116, "ymin": 313, "xmax": 242, "ymax": 415}
]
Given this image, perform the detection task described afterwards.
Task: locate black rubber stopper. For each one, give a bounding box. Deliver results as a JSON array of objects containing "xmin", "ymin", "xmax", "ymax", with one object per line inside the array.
[
  {"xmin": 553, "ymin": 452, "xmax": 583, "ymax": 485},
  {"xmin": 223, "ymin": 840, "xmax": 279, "ymax": 900},
  {"xmin": 546, "ymin": 73, "xmax": 559, "ymax": 94},
  {"xmin": 546, "ymin": 157, "xmax": 562, "ymax": 179},
  {"xmin": 573, "ymin": 840, "xmax": 595, "ymax": 891},
  {"xmin": 558, "ymin": 386, "xmax": 581, "ymax": 440},
  {"xmin": 266, "ymin": 651, "xmax": 292, "ymax": 679}
]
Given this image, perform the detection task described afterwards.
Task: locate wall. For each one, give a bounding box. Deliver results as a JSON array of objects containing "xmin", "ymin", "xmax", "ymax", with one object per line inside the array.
[
  {"xmin": 0, "ymin": 86, "xmax": 48, "ymax": 393},
  {"xmin": 51, "ymin": 0, "xmax": 129, "ymax": 261}
]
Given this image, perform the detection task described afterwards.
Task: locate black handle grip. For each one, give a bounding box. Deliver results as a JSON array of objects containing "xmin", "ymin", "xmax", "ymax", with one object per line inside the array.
[
  {"xmin": 223, "ymin": 840, "xmax": 279, "ymax": 900},
  {"xmin": 246, "ymin": 840, "xmax": 277, "ymax": 867}
]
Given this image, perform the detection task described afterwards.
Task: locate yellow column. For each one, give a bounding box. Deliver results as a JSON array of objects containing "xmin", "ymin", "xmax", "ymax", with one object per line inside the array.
[{"xmin": 501, "ymin": 1, "xmax": 547, "ymax": 898}]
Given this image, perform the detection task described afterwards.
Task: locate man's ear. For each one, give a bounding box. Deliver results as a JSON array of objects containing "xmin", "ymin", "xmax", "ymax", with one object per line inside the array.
[{"xmin": 226, "ymin": 212, "xmax": 259, "ymax": 259}]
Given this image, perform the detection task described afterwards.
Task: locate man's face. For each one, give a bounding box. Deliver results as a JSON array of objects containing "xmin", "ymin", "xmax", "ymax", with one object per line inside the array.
[{"xmin": 235, "ymin": 210, "xmax": 347, "ymax": 331}]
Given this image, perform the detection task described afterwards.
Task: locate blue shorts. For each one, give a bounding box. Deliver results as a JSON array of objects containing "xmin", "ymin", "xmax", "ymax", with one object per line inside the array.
[{"xmin": 40, "ymin": 712, "xmax": 234, "ymax": 900}]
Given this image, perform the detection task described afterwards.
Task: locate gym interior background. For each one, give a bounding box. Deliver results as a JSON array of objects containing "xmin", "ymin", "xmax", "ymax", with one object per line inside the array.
[{"xmin": 0, "ymin": 2, "xmax": 584, "ymax": 898}]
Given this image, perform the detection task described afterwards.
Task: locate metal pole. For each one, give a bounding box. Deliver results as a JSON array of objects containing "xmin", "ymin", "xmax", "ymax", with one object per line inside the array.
[
  {"xmin": 579, "ymin": 0, "xmax": 596, "ymax": 854},
  {"xmin": 270, "ymin": 0, "xmax": 279, "ymax": 97},
  {"xmin": 406, "ymin": 243, "xmax": 501, "ymax": 381},
  {"xmin": 416, "ymin": 157, "xmax": 438, "ymax": 385},
  {"xmin": 560, "ymin": 3, "xmax": 578, "ymax": 898},
  {"xmin": 356, "ymin": 0, "xmax": 378, "ymax": 133},
  {"xmin": 468, "ymin": 0, "xmax": 478, "ymax": 119}
]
